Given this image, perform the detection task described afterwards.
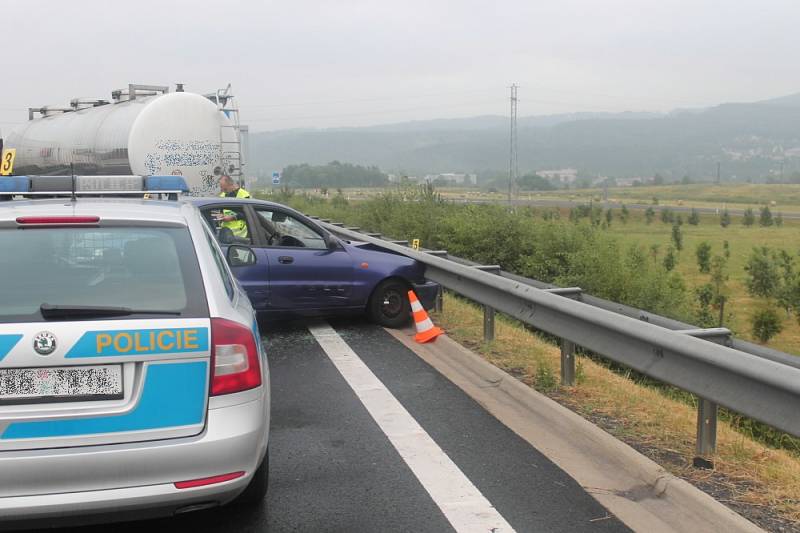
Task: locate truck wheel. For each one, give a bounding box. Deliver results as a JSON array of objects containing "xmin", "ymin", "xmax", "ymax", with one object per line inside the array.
[{"xmin": 368, "ymin": 279, "xmax": 412, "ymax": 328}]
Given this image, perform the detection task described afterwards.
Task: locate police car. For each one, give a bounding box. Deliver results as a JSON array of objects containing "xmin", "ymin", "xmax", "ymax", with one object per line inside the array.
[{"xmin": 0, "ymin": 175, "xmax": 270, "ymax": 528}]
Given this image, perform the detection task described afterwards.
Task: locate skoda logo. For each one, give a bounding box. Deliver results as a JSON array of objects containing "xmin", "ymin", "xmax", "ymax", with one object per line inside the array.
[{"xmin": 33, "ymin": 331, "xmax": 57, "ymax": 356}]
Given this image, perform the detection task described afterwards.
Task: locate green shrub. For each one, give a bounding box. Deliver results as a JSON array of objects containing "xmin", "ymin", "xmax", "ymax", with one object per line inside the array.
[
  {"xmin": 696, "ymin": 241, "xmax": 712, "ymax": 273},
  {"xmin": 751, "ymin": 308, "xmax": 783, "ymax": 343},
  {"xmin": 743, "ymin": 208, "xmax": 756, "ymax": 226},
  {"xmin": 720, "ymin": 209, "xmax": 731, "ymax": 227}
]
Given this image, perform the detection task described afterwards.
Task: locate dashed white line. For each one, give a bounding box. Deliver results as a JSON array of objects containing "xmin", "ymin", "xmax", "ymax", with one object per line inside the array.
[{"xmin": 308, "ymin": 321, "xmax": 516, "ymax": 533}]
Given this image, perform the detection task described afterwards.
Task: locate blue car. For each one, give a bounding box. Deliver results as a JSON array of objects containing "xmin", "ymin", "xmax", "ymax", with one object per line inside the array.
[{"xmin": 192, "ymin": 198, "xmax": 439, "ymax": 327}]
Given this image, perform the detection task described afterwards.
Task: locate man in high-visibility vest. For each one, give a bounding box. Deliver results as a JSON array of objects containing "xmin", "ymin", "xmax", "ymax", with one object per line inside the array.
[{"xmin": 217, "ymin": 175, "xmax": 251, "ymax": 240}]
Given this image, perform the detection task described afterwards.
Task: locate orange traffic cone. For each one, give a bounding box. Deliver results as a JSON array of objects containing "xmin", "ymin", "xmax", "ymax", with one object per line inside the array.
[{"xmin": 408, "ymin": 290, "xmax": 444, "ymax": 343}]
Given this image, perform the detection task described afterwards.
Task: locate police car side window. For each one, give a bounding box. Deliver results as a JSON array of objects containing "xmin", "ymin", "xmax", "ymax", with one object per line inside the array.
[{"xmin": 203, "ymin": 226, "xmax": 235, "ymax": 301}]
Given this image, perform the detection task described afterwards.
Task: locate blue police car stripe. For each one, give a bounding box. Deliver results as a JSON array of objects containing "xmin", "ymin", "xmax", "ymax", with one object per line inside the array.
[
  {"xmin": 1, "ymin": 361, "xmax": 207, "ymax": 440},
  {"xmin": 0, "ymin": 334, "xmax": 23, "ymax": 362},
  {"xmin": 65, "ymin": 328, "xmax": 209, "ymax": 358}
]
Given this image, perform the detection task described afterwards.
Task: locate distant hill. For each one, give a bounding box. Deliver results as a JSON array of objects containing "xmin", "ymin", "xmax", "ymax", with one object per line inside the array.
[{"xmin": 247, "ymin": 93, "xmax": 800, "ymax": 181}]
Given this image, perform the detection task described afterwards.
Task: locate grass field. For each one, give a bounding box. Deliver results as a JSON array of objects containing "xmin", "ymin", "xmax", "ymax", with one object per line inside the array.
[
  {"xmin": 536, "ymin": 183, "xmax": 800, "ymax": 212},
  {"xmin": 295, "ymin": 183, "xmax": 800, "ymax": 213},
  {"xmin": 596, "ymin": 208, "xmax": 800, "ymax": 354}
]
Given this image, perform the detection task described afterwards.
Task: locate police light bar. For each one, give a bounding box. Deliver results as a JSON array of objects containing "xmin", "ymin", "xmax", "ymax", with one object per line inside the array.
[{"xmin": 0, "ymin": 175, "xmax": 189, "ymax": 197}]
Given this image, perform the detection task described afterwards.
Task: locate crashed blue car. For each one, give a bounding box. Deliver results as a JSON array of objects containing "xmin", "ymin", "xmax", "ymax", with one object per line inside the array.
[{"xmin": 191, "ymin": 197, "xmax": 439, "ymax": 327}]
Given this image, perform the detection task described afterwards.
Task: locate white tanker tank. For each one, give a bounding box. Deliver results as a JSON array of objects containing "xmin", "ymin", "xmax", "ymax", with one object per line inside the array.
[{"xmin": 5, "ymin": 84, "xmax": 244, "ymax": 195}]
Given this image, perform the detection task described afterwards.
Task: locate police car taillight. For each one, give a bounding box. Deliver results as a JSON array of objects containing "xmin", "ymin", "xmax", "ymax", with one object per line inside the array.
[{"xmin": 210, "ymin": 318, "xmax": 261, "ymax": 396}]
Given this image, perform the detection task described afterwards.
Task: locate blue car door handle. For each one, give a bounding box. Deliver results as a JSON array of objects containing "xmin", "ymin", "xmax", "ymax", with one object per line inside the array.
[{"xmin": 278, "ymin": 256, "xmax": 294, "ymax": 264}]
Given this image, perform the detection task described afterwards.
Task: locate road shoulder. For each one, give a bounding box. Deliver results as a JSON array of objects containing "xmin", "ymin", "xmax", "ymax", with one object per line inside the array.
[{"xmin": 386, "ymin": 327, "xmax": 764, "ymax": 533}]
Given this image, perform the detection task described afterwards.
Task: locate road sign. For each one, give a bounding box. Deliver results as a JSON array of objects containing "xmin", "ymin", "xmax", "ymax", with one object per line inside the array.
[{"xmin": 272, "ymin": 171, "xmax": 281, "ymax": 185}]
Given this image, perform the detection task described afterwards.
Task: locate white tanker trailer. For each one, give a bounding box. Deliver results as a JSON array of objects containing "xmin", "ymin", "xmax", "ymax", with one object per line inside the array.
[{"xmin": 4, "ymin": 83, "xmax": 247, "ymax": 195}]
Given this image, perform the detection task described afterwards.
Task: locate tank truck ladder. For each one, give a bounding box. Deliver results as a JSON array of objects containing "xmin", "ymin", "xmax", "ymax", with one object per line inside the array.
[{"xmin": 215, "ymin": 84, "xmax": 244, "ymax": 186}]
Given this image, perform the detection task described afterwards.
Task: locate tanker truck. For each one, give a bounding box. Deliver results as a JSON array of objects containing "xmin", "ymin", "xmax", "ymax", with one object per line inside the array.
[{"xmin": 4, "ymin": 83, "xmax": 248, "ymax": 195}]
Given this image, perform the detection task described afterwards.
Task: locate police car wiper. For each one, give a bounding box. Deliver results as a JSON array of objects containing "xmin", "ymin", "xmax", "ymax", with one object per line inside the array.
[{"xmin": 40, "ymin": 304, "xmax": 182, "ymax": 319}]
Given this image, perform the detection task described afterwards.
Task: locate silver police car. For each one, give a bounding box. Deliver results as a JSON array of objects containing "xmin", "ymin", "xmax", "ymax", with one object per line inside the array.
[{"xmin": 0, "ymin": 177, "xmax": 270, "ymax": 528}]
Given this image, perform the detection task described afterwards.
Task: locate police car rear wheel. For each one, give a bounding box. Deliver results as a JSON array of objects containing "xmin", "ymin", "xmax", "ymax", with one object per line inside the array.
[{"xmin": 368, "ymin": 279, "xmax": 411, "ymax": 329}]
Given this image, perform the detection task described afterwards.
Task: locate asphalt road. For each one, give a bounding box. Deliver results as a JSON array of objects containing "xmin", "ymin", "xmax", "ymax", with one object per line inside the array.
[{"xmin": 53, "ymin": 318, "xmax": 629, "ymax": 533}]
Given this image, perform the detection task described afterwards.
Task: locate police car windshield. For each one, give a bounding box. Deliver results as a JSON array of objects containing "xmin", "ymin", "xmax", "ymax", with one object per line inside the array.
[{"xmin": 0, "ymin": 226, "xmax": 208, "ymax": 323}]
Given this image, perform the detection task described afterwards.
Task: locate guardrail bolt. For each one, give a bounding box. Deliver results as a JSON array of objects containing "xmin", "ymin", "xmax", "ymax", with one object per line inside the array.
[
  {"xmin": 693, "ymin": 398, "xmax": 717, "ymax": 469},
  {"xmin": 560, "ymin": 339, "xmax": 576, "ymax": 386},
  {"xmin": 483, "ymin": 305, "xmax": 495, "ymax": 342}
]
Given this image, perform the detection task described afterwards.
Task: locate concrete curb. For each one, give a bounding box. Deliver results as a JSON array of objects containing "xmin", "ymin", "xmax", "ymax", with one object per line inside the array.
[{"xmin": 385, "ymin": 328, "xmax": 764, "ymax": 533}]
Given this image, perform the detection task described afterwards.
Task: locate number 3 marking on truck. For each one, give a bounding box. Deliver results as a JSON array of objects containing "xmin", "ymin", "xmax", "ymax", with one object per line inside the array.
[{"xmin": 0, "ymin": 149, "xmax": 16, "ymax": 176}]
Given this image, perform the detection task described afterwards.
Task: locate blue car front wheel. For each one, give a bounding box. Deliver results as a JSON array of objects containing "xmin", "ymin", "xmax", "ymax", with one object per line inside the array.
[{"xmin": 368, "ymin": 279, "xmax": 412, "ymax": 328}]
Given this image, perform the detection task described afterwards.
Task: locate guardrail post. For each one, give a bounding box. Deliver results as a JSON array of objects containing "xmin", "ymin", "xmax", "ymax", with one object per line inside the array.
[
  {"xmin": 675, "ymin": 328, "xmax": 730, "ymax": 468},
  {"xmin": 483, "ymin": 305, "xmax": 495, "ymax": 342},
  {"xmin": 543, "ymin": 288, "xmax": 583, "ymax": 386},
  {"xmin": 435, "ymin": 286, "xmax": 443, "ymax": 313},
  {"xmin": 560, "ymin": 340, "xmax": 576, "ymax": 386},
  {"xmin": 471, "ymin": 266, "xmax": 502, "ymax": 343},
  {"xmin": 694, "ymin": 399, "xmax": 718, "ymax": 468}
]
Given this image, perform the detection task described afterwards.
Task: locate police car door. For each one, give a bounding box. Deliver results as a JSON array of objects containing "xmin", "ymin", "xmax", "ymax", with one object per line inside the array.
[
  {"xmin": 200, "ymin": 204, "xmax": 270, "ymax": 310},
  {"xmin": 0, "ymin": 220, "xmax": 212, "ymax": 450}
]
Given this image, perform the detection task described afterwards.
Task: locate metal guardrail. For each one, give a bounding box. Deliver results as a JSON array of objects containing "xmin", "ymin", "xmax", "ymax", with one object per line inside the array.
[{"xmin": 311, "ymin": 218, "xmax": 800, "ymax": 465}]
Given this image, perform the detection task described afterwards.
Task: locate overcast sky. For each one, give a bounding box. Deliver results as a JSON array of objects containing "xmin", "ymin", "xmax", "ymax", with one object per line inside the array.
[{"xmin": 2, "ymin": 0, "xmax": 799, "ymax": 133}]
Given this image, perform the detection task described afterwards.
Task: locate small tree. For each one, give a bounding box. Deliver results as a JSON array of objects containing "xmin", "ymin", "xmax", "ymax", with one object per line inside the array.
[
  {"xmin": 660, "ymin": 208, "xmax": 674, "ymax": 224},
  {"xmin": 663, "ymin": 246, "xmax": 677, "ymax": 271},
  {"xmin": 720, "ymin": 208, "xmax": 731, "ymax": 227},
  {"xmin": 694, "ymin": 283, "xmax": 717, "ymax": 327},
  {"xmin": 775, "ymin": 212, "xmax": 784, "ymax": 227},
  {"xmin": 695, "ymin": 241, "xmax": 712, "ymax": 273},
  {"xmin": 671, "ymin": 223, "xmax": 683, "ymax": 251},
  {"xmin": 744, "ymin": 247, "xmax": 780, "ymax": 298},
  {"xmin": 620, "ymin": 204, "xmax": 630, "ymax": 224},
  {"xmin": 710, "ymin": 255, "xmax": 730, "ymax": 326},
  {"xmin": 331, "ymin": 193, "xmax": 349, "ymax": 209},
  {"xmin": 649, "ymin": 243, "xmax": 660, "ymax": 265},
  {"xmin": 743, "ymin": 207, "xmax": 756, "ymax": 226},
  {"xmin": 773, "ymin": 249, "xmax": 797, "ymax": 315},
  {"xmin": 759, "ymin": 205, "xmax": 774, "ymax": 227},
  {"xmin": 751, "ymin": 308, "xmax": 783, "ymax": 343},
  {"xmin": 688, "ymin": 208, "xmax": 700, "ymax": 225},
  {"xmin": 644, "ymin": 207, "xmax": 655, "ymax": 224},
  {"xmin": 605, "ymin": 208, "xmax": 613, "ymax": 226},
  {"xmin": 723, "ymin": 240, "xmax": 731, "ymax": 259}
]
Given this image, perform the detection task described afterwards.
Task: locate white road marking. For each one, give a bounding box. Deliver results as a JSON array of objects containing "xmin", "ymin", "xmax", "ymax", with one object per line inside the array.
[{"xmin": 308, "ymin": 322, "xmax": 516, "ymax": 533}]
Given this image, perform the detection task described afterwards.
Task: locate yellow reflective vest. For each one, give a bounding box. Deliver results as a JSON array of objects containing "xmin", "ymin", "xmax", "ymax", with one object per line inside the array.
[{"xmin": 219, "ymin": 187, "xmax": 251, "ymax": 238}]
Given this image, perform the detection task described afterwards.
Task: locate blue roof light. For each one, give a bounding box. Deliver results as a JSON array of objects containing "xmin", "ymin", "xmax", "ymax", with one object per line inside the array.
[
  {"xmin": 0, "ymin": 176, "xmax": 31, "ymax": 193},
  {"xmin": 145, "ymin": 176, "xmax": 189, "ymax": 192}
]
